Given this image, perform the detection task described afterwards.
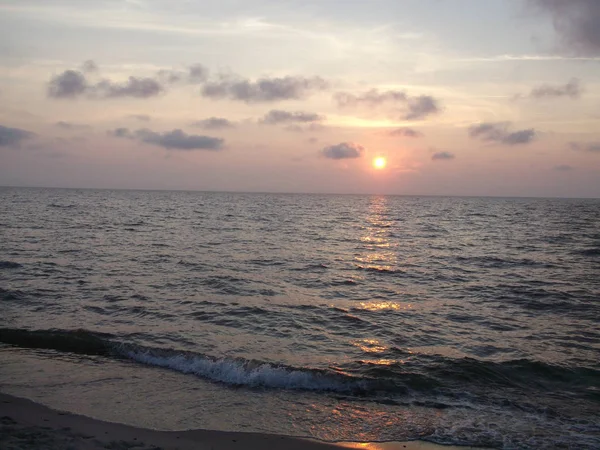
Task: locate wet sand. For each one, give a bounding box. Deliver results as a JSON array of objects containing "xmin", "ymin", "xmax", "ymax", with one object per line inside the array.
[{"xmin": 0, "ymin": 392, "xmax": 482, "ymax": 450}]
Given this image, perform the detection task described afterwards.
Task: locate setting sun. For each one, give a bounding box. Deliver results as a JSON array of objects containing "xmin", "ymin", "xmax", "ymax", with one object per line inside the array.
[{"xmin": 373, "ymin": 157, "xmax": 387, "ymax": 169}]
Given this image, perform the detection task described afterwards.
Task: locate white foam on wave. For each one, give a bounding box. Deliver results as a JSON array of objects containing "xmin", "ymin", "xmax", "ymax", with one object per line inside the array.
[{"xmin": 123, "ymin": 349, "xmax": 361, "ymax": 392}]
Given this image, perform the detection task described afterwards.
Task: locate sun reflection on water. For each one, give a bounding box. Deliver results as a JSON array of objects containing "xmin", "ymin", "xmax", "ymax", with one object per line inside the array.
[
  {"xmin": 358, "ymin": 301, "xmax": 412, "ymax": 311},
  {"xmin": 352, "ymin": 338, "xmax": 388, "ymax": 353},
  {"xmin": 355, "ymin": 196, "xmax": 398, "ymax": 271}
]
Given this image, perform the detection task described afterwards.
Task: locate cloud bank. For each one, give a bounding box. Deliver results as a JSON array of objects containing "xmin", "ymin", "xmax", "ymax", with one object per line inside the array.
[
  {"xmin": 469, "ymin": 122, "xmax": 536, "ymax": 145},
  {"xmin": 517, "ymin": 78, "xmax": 582, "ymax": 100},
  {"xmin": 48, "ymin": 62, "xmax": 209, "ymax": 100},
  {"xmin": 202, "ymin": 75, "xmax": 328, "ymax": 103},
  {"xmin": 570, "ymin": 142, "xmax": 600, "ymax": 153},
  {"xmin": 532, "ymin": 0, "xmax": 600, "ymax": 56},
  {"xmin": 55, "ymin": 121, "xmax": 91, "ymax": 130},
  {"xmin": 48, "ymin": 68, "xmax": 164, "ymax": 99},
  {"xmin": 321, "ymin": 142, "xmax": 364, "ymax": 160},
  {"xmin": 0, "ymin": 124, "xmax": 36, "ymax": 147},
  {"xmin": 388, "ymin": 128, "xmax": 423, "ymax": 138},
  {"xmin": 432, "ymin": 151, "xmax": 455, "ymax": 161},
  {"xmin": 260, "ymin": 110, "xmax": 324, "ymax": 125},
  {"xmin": 334, "ymin": 89, "xmax": 440, "ymax": 120},
  {"xmin": 191, "ymin": 117, "xmax": 235, "ymax": 130},
  {"xmin": 110, "ymin": 128, "xmax": 224, "ymax": 150}
]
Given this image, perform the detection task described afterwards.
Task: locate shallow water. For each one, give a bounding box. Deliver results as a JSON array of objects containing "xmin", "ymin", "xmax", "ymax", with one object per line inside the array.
[{"xmin": 1, "ymin": 187, "xmax": 599, "ymax": 448}]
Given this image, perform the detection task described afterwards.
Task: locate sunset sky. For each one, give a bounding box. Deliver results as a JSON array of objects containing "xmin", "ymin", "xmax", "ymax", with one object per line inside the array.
[{"xmin": 1, "ymin": 0, "xmax": 599, "ymax": 197}]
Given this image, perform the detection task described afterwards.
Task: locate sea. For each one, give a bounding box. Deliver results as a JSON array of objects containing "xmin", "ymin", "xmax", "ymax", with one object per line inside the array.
[{"xmin": 0, "ymin": 187, "xmax": 599, "ymax": 449}]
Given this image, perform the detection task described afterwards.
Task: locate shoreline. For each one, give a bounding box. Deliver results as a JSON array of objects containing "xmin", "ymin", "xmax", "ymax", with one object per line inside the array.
[{"xmin": 0, "ymin": 392, "xmax": 481, "ymax": 450}]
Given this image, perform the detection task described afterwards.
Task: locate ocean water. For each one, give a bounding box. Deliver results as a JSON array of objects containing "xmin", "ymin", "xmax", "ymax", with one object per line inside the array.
[{"xmin": 0, "ymin": 187, "xmax": 599, "ymax": 449}]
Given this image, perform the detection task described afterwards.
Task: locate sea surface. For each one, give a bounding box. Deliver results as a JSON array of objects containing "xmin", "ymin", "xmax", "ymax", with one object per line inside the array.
[{"xmin": 0, "ymin": 187, "xmax": 599, "ymax": 449}]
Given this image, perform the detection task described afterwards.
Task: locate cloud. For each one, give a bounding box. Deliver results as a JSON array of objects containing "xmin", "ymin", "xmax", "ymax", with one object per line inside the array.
[
  {"xmin": 405, "ymin": 95, "xmax": 440, "ymax": 120},
  {"xmin": 49, "ymin": 62, "xmax": 325, "ymax": 103},
  {"xmin": 93, "ymin": 77, "xmax": 164, "ymax": 98},
  {"xmin": 48, "ymin": 70, "xmax": 88, "ymax": 98},
  {"xmin": 191, "ymin": 117, "xmax": 235, "ymax": 130},
  {"xmin": 554, "ymin": 164, "xmax": 574, "ymax": 171},
  {"xmin": 202, "ymin": 75, "xmax": 328, "ymax": 103},
  {"xmin": 469, "ymin": 122, "xmax": 536, "ymax": 145},
  {"xmin": 431, "ymin": 151, "xmax": 455, "ymax": 161},
  {"xmin": 260, "ymin": 110, "xmax": 324, "ymax": 125},
  {"xmin": 188, "ymin": 64, "xmax": 209, "ymax": 83},
  {"xmin": 531, "ymin": 0, "xmax": 600, "ymax": 56},
  {"xmin": 503, "ymin": 129, "xmax": 536, "ymax": 145},
  {"xmin": 110, "ymin": 127, "xmax": 224, "ymax": 150},
  {"xmin": 158, "ymin": 64, "xmax": 209, "ymax": 84},
  {"xmin": 334, "ymin": 89, "xmax": 441, "ymax": 120},
  {"xmin": 55, "ymin": 121, "xmax": 91, "ymax": 130},
  {"xmin": 570, "ymin": 141, "xmax": 600, "ymax": 152},
  {"xmin": 48, "ymin": 68, "xmax": 165, "ymax": 99},
  {"xmin": 388, "ymin": 127, "xmax": 423, "ymax": 138},
  {"xmin": 519, "ymin": 78, "xmax": 582, "ymax": 99},
  {"xmin": 108, "ymin": 128, "xmax": 134, "ymax": 138},
  {"xmin": 0, "ymin": 124, "xmax": 36, "ymax": 147},
  {"xmin": 81, "ymin": 60, "xmax": 98, "ymax": 73},
  {"xmin": 321, "ymin": 142, "xmax": 364, "ymax": 160},
  {"xmin": 334, "ymin": 89, "xmax": 407, "ymax": 108}
]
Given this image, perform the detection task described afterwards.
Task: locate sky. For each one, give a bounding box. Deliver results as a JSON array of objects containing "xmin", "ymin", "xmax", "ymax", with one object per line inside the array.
[{"xmin": 0, "ymin": 0, "xmax": 599, "ymax": 197}]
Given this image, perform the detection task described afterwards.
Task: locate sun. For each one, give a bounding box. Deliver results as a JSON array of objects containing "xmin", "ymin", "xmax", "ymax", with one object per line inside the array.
[{"xmin": 373, "ymin": 157, "xmax": 387, "ymax": 169}]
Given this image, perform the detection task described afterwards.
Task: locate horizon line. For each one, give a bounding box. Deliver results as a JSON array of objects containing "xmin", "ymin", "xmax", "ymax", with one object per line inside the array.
[{"xmin": 1, "ymin": 185, "xmax": 598, "ymax": 200}]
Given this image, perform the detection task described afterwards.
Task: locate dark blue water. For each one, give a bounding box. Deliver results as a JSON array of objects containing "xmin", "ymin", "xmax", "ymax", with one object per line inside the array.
[{"xmin": 1, "ymin": 187, "xmax": 599, "ymax": 448}]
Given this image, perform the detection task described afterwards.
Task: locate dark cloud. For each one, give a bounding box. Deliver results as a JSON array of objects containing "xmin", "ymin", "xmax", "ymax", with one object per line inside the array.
[
  {"xmin": 55, "ymin": 121, "xmax": 91, "ymax": 130},
  {"xmin": 554, "ymin": 164, "xmax": 574, "ymax": 171},
  {"xmin": 570, "ymin": 142, "xmax": 600, "ymax": 152},
  {"xmin": 129, "ymin": 114, "xmax": 151, "ymax": 122},
  {"xmin": 405, "ymin": 95, "xmax": 440, "ymax": 120},
  {"xmin": 188, "ymin": 64, "xmax": 209, "ymax": 83},
  {"xmin": 111, "ymin": 127, "xmax": 224, "ymax": 151},
  {"xmin": 191, "ymin": 117, "xmax": 235, "ymax": 130},
  {"xmin": 202, "ymin": 75, "xmax": 328, "ymax": 103},
  {"xmin": 502, "ymin": 129, "xmax": 536, "ymax": 145},
  {"xmin": 48, "ymin": 69, "xmax": 164, "ymax": 99},
  {"xmin": 260, "ymin": 110, "xmax": 323, "ymax": 125},
  {"xmin": 469, "ymin": 122, "xmax": 536, "ymax": 145},
  {"xmin": 431, "ymin": 151, "xmax": 455, "ymax": 161},
  {"xmin": 48, "ymin": 70, "xmax": 88, "ymax": 98},
  {"xmin": 0, "ymin": 124, "xmax": 35, "ymax": 147},
  {"xmin": 108, "ymin": 128, "xmax": 134, "ymax": 138},
  {"xmin": 321, "ymin": 142, "xmax": 364, "ymax": 160},
  {"xmin": 81, "ymin": 60, "xmax": 98, "ymax": 73},
  {"xmin": 388, "ymin": 127, "xmax": 423, "ymax": 138},
  {"xmin": 334, "ymin": 89, "xmax": 440, "ymax": 121},
  {"xmin": 527, "ymin": 78, "xmax": 582, "ymax": 99},
  {"xmin": 93, "ymin": 77, "xmax": 164, "ymax": 98},
  {"xmin": 531, "ymin": 0, "xmax": 600, "ymax": 56}
]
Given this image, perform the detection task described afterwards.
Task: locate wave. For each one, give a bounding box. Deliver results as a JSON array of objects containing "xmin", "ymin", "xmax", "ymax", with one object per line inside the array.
[
  {"xmin": 0, "ymin": 328, "xmax": 114, "ymax": 355},
  {"xmin": 577, "ymin": 248, "xmax": 600, "ymax": 257},
  {"xmin": 124, "ymin": 348, "xmax": 364, "ymax": 392},
  {"xmin": 0, "ymin": 261, "xmax": 22, "ymax": 269},
  {"xmin": 0, "ymin": 328, "xmax": 366, "ymax": 393},
  {"xmin": 0, "ymin": 288, "xmax": 27, "ymax": 302},
  {"xmin": 356, "ymin": 265, "xmax": 405, "ymax": 275},
  {"xmin": 1, "ymin": 327, "xmax": 597, "ymax": 401}
]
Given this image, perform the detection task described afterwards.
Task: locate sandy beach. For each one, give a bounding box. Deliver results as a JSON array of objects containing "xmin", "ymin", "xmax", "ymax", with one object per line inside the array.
[{"xmin": 0, "ymin": 392, "xmax": 482, "ymax": 450}]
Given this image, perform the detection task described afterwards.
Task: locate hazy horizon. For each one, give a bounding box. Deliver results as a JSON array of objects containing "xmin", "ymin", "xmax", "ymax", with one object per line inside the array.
[{"xmin": 1, "ymin": 0, "xmax": 599, "ymax": 198}]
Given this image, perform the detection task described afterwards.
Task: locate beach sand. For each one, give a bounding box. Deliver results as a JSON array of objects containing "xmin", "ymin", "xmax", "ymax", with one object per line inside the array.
[{"xmin": 0, "ymin": 392, "xmax": 481, "ymax": 450}]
